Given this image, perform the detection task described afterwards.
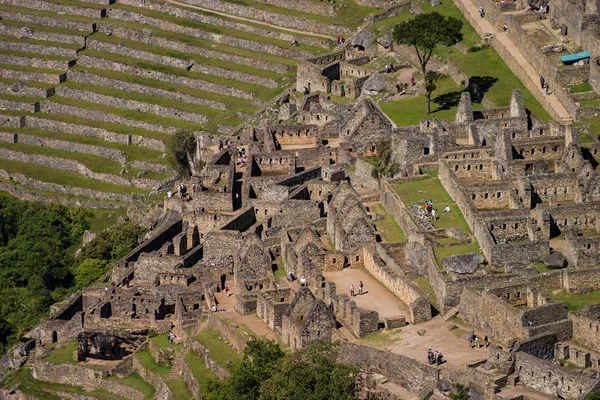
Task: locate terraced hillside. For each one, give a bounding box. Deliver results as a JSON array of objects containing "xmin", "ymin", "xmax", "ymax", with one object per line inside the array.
[{"xmin": 0, "ymin": 0, "xmax": 376, "ymax": 206}]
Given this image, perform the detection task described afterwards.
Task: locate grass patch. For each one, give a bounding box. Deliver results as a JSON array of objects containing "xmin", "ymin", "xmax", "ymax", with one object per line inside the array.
[
  {"xmin": 274, "ymin": 257, "xmax": 287, "ymax": 283},
  {"xmin": 88, "ymin": 208, "xmax": 127, "ymax": 233},
  {"xmin": 107, "ymin": 374, "xmax": 155, "ymax": 400},
  {"xmin": 434, "ymin": 237, "xmax": 460, "ymax": 246},
  {"xmin": 184, "ymin": 351, "xmax": 219, "ymax": 396},
  {"xmin": 543, "ymin": 289, "xmax": 600, "ymax": 312},
  {"xmin": 193, "ymin": 327, "xmax": 242, "ymax": 373},
  {"xmin": 568, "ymin": 82, "xmax": 594, "ymax": 93},
  {"xmin": 434, "ymin": 241, "xmax": 481, "ymax": 267},
  {"xmin": 369, "ymin": 7, "xmax": 413, "ymax": 33},
  {"xmin": 413, "ymin": 276, "xmax": 438, "ymax": 309},
  {"xmin": 166, "ymin": 377, "xmax": 194, "ymax": 400},
  {"xmin": 371, "ymin": 203, "xmax": 407, "ymax": 243},
  {"xmin": 533, "ymin": 261, "xmax": 552, "ymax": 273},
  {"xmin": 5, "ymin": 368, "xmax": 126, "ymax": 400},
  {"xmin": 43, "ymin": 341, "xmax": 78, "ymax": 364},
  {"xmin": 135, "ymin": 349, "xmax": 171, "ymax": 379},
  {"xmin": 359, "ymin": 328, "xmax": 403, "ymax": 347},
  {"xmin": 151, "ymin": 333, "xmax": 184, "ymax": 352},
  {"xmin": 579, "ymin": 98, "xmax": 600, "ymax": 108}
]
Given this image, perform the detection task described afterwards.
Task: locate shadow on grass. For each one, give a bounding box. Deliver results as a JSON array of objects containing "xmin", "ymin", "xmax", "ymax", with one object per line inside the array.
[
  {"xmin": 433, "ymin": 89, "xmax": 465, "ymax": 112},
  {"xmin": 468, "ymin": 75, "xmax": 498, "ymax": 102}
]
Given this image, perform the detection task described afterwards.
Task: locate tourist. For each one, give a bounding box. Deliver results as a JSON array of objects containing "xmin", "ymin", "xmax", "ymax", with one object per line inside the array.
[
  {"xmin": 328, "ymin": 298, "xmax": 334, "ymax": 312},
  {"xmin": 468, "ymin": 334, "xmax": 473, "ymax": 348},
  {"xmin": 475, "ymin": 335, "xmax": 480, "ymax": 348},
  {"xmin": 359, "ymin": 280, "xmax": 364, "ymax": 295},
  {"xmin": 300, "ymin": 276, "xmax": 307, "ymax": 286},
  {"xmin": 105, "ymin": 286, "xmax": 108, "ymax": 294},
  {"xmin": 218, "ymin": 139, "xmax": 223, "ymax": 151},
  {"xmin": 540, "ymin": 75, "xmax": 545, "ymax": 89},
  {"xmin": 168, "ymin": 331, "xmax": 176, "ymax": 343},
  {"xmin": 288, "ymin": 271, "xmax": 294, "ymax": 282},
  {"xmin": 167, "ymin": 191, "xmax": 173, "ymax": 199},
  {"xmin": 212, "ymin": 304, "xmax": 217, "ymax": 312},
  {"xmin": 503, "ymin": 23, "xmax": 508, "ymax": 32},
  {"xmin": 385, "ymin": 64, "xmax": 390, "ymax": 73},
  {"xmin": 527, "ymin": 320, "xmax": 533, "ymax": 327},
  {"xmin": 336, "ymin": 35, "xmax": 341, "ymax": 44},
  {"xmin": 350, "ymin": 284, "xmax": 355, "ymax": 297},
  {"xmin": 436, "ymin": 351, "xmax": 444, "ymax": 365},
  {"xmin": 125, "ymin": 277, "xmax": 130, "ymax": 288},
  {"xmin": 545, "ymin": 84, "xmax": 551, "ymax": 95},
  {"xmin": 191, "ymin": 183, "xmax": 196, "ymax": 193},
  {"xmin": 427, "ymin": 348, "xmax": 434, "ymax": 364},
  {"xmin": 411, "ymin": 76, "xmax": 416, "ymax": 86},
  {"xmin": 225, "ymin": 285, "xmax": 230, "ymax": 297},
  {"xmin": 444, "ymin": 206, "xmax": 451, "ymax": 212},
  {"xmin": 431, "ymin": 209, "xmax": 437, "ymax": 221},
  {"xmin": 479, "ymin": 6, "xmax": 485, "ymax": 17},
  {"xmin": 484, "ymin": 335, "xmax": 489, "ymax": 347}
]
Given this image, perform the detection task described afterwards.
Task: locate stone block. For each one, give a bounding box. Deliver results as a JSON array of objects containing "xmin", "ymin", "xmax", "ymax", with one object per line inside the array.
[
  {"xmin": 384, "ymin": 316, "xmax": 406, "ymax": 329},
  {"xmin": 443, "ymin": 252, "xmax": 484, "ymax": 274},
  {"xmin": 542, "ymin": 251, "xmax": 566, "ymax": 269}
]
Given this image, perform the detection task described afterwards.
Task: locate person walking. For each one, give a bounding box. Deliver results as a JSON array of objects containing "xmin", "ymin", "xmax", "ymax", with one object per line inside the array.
[
  {"xmin": 540, "ymin": 75, "xmax": 545, "ymax": 89},
  {"xmin": 411, "ymin": 76, "xmax": 416, "ymax": 86},
  {"xmin": 225, "ymin": 285, "xmax": 230, "ymax": 297},
  {"xmin": 484, "ymin": 335, "xmax": 489, "ymax": 347},
  {"xmin": 475, "ymin": 335, "xmax": 480, "ymax": 348},
  {"xmin": 350, "ymin": 284, "xmax": 355, "ymax": 297},
  {"xmin": 359, "ymin": 281, "xmax": 364, "ymax": 295}
]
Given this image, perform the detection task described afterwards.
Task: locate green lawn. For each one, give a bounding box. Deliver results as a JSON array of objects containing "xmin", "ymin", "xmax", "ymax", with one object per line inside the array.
[
  {"xmin": 274, "ymin": 257, "xmax": 287, "ymax": 283},
  {"xmin": 371, "ymin": 203, "xmax": 408, "ymax": 243},
  {"xmin": 579, "ymin": 98, "xmax": 600, "ymax": 108},
  {"xmin": 135, "ymin": 349, "xmax": 171, "ymax": 379},
  {"xmin": 368, "ymin": 6, "xmax": 413, "ymax": 33},
  {"xmin": 568, "ymin": 82, "xmax": 594, "ymax": 93},
  {"xmin": 43, "ymin": 341, "xmax": 78, "ymax": 364},
  {"xmin": 5, "ymin": 368, "xmax": 126, "ymax": 400},
  {"xmin": 166, "ymin": 377, "xmax": 194, "ymax": 400},
  {"xmin": 433, "ymin": 241, "xmax": 481, "ymax": 267},
  {"xmin": 543, "ymin": 289, "xmax": 600, "ymax": 312},
  {"xmin": 184, "ymin": 351, "xmax": 219, "ymax": 397},
  {"xmin": 151, "ymin": 332, "xmax": 184, "ymax": 352},
  {"xmin": 193, "ymin": 328, "xmax": 242, "ymax": 373},
  {"xmin": 107, "ymin": 374, "xmax": 155, "ymax": 400}
]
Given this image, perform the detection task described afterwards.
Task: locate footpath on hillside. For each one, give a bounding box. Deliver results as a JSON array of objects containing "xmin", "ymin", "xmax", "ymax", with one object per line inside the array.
[{"xmin": 454, "ymin": 0, "xmax": 573, "ymax": 122}]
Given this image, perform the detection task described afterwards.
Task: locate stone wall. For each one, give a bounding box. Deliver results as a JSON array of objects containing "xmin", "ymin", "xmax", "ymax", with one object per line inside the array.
[
  {"xmin": 0, "ymin": 54, "xmax": 73, "ymax": 71},
  {"xmin": 131, "ymin": 355, "xmax": 173, "ymax": 400},
  {"xmin": 516, "ymin": 352, "xmax": 599, "ymax": 400},
  {"xmin": 352, "ymin": 159, "xmax": 378, "ymax": 189},
  {"xmin": 336, "ymin": 342, "xmax": 439, "ymax": 394},
  {"xmin": 0, "ymin": 9, "xmax": 94, "ymax": 32},
  {"xmin": 0, "ymin": 24, "xmax": 85, "ymax": 46},
  {"xmin": 0, "ymin": 40, "xmax": 78, "ymax": 57},
  {"xmin": 206, "ymin": 314, "xmax": 246, "ymax": 352},
  {"xmin": 2, "ymin": 0, "xmax": 105, "ymax": 18}
]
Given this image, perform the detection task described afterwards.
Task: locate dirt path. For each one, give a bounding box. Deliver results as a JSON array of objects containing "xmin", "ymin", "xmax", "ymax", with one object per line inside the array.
[
  {"xmin": 454, "ymin": 0, "xmax": 572, "ymax": 123},
  {"xmin": 163, "ymin": 0, "xmax": 334, "ymax": 40}
]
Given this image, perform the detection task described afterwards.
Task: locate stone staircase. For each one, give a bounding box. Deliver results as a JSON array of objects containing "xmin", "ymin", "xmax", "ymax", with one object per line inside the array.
[
  {"xmin": 442, "ymin": 306, "xmax": 459, "ymax": 321},
  {"xmin": 167, "ymin": 340, "xmax": 191, "ymax": 380}
]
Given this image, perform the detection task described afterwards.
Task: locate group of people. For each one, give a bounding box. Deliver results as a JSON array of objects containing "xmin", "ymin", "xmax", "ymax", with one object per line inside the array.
[
  {"xmin": 349, "ymin": 281, "xmax": 364, "ymax": 297},
  {"xmin": 424, "ymin": 200, "xmax": 451, "ymax": 221},
  {"xmin": 217, "ymin": 138, "xmax": 232, "ymax": 151},
  {"xmin": 290, "ymin": 39, "xmax": 299, "ymax": 46},
  {"xmin": 540, "ymin": 75, "xmax": 551, "ymax": 95},
  {"xmin": 287, "ymin": 272, "xmax": 307, "ymax": 287},
  {"xmin": 336, "ymin": 35, "xmax": 346, "ymax": 45},
  {"xmin": 468, "ymin": 334, "xmax": 489, "ymax": 349},
  {"xmin": 427, "ymin": 348, "xmax": 444, "ymax": 365},
  {"xmin": 384, "ymin": 63, "xmax": 394, "ymax": 73}
]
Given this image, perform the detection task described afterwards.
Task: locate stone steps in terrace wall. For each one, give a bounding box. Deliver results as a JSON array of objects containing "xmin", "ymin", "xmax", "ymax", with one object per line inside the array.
[
  {"xmin": 1, "ymin": 0, "xmax": 106, "ymax": 19},
  {"xmin": 24, "ymin": 115, "xmax": 166, "ymax": 151},
  {"xmin": 0, "ymin": 130, "xmax": 127, "ymax": 164},
  {"xmin": 76, "ymin": 53, "xmax": 255, "ymax": 101},
  {"xmin": 86, "ymin": 38, "xmax": 279, "ymax": 89},
  {"xmin": 0, "ymin": 179, "xmax": 127, "ymax": 209},
  {"xmin": 174, "ymin": 0, "xmax": 351, "ymax": 36},
  {"xmin": 0, "ymin": 67, "xmax": 66, "ymax": 84},
  {"xmin": 0, "ymin": 22, "xmax": 87, "ymax": 46},
  {"xmin": 99, "ymin": 24, "xmax": 289, "ymax": 74},
  {"xmin": 54, "ymin": 86, "xmax": 208, "ymax": 125},
  {"xmin": 66, "ymin": 70, "xmax": 227, "ymax": 110},
  {"xmin": 0, "ymin": 40, "xmax": 79, "ymax": 58},
  {"xmin": 0, "ymin": 54, "xmax": 74, "ymax": 71},
  {"xmin": 0, "ymin": 82, "xmax": 54, "ymax": 98},
  {"xmin": 40, "ymin": 100, "xmax": 177, "ymax": 135},
  {"xmin": 100, "ymin": 15, "xmax": 311, "ymax": 59},
  {"xmin": 0, "ymin": 8, "xmax": 96, "ymax": 32},
  {"xmin": 0, "ymin": 169, "xmax": 132, "ymax": 202},
  {"xmin": 0, "ymin": 147, "xmax": 161, "ymax": 189},
  {"xmin": 113, "ymin": 1, "xmax": 330, "ymax": 49},
  {"xmin": 0, "ymin": 98, "xmax": 40, "ymax": 113}
]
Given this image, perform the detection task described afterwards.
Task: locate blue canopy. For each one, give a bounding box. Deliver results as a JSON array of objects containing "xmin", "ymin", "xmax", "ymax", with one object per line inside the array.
[{"xmin": 559, "ymin": 52, "xmax": 592, "ymax": 65}]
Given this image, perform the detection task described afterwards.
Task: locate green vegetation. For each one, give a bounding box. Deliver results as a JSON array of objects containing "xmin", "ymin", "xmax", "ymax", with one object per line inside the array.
[
  {"xmin": 43, "ymin": 341, "xmax": 78, "ymax": 364},
  {"xmin": 135, "ymin": 349, "xmax": 171, "ymax": 379},
  {"xmin": 166, "ymin": 377, "xmax": 194, "ymax": 400},
  {"xmin": 274, "ymin": 257, "xmax": 287, "ymax": 283},
  {"xmin": 434, "ymin": 241, "xmax": 481, "ymax": 267},
  {"xmin": 204, "ymin": 340, "xmax": 360, "ymax": 400},
  {"xmin": 88, "ymin": 208, "xmax": 128, "ymax": 234},
  {"xmin": 568, "ymin": 82, "xmax": 594, "ymax": 93},
  {"xmin": 359, "ymin": 327, "xmax": 403, "ymax": 347},
  {"xmin": 151, "ymin": 332, "xmax": 184, "ymax": 352},
  {"xmin": 533, "ymin": 261, "xmax": 552, "ymax": 273},
  {"xmin": 108, "ymin": 374, "xmax": 156, "ymax": 400},
  {"xmin": 3, "ymin": 368, "xmax": 126, "ymax": 400},
  {"xmin": 543, "ymin": 289, "xmax": 600, "ymax": 312},
  {"xmin": 579, "ymin": 98, "xmax": 600, "ymax": 108},
  {"xmin": 450, "ymin": 383, "xmax": 470, "ymax": 400},
  {"xmin": 194, "ymin": 327, "xmax": 242, "ymax": 373},
  {"xmin": 371, "ymin": 203, "xmax": 407, "ymax": 243},
  {"xmin": 184, "ymin": 351, "xmax": 219, "ymax": 397}
]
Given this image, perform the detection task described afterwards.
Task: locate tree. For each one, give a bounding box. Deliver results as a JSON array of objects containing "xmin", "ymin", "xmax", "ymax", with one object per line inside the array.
[
  {"xmin": 450, "ymin": 383, "xmax": 470, "ymax": 400},
  {"xmin": 167, "ymin": 129, "xmax": 197, "ymax": 178},
  {"xmin": 392, "ymin": 12, "xmax": 463, "ymax": 114},
  {"xmin": 74, "ymin": 258, "xmax": 109, "ymax": 289}
]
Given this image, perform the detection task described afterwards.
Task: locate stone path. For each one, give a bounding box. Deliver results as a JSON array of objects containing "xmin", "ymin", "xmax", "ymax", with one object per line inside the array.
[
  {"xmin": 453, "ymin": 0, "xmax": 573, "ymax": 123},
  {"xmin": 164, "ymin": 0, "xmax": 334, "ymax": 40}
]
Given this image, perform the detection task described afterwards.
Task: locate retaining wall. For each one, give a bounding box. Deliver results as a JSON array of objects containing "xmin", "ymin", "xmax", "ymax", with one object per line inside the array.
[
  {"xmin": 2, "ymin": 0, "xmax": 105, "ymax": 18},
  {"xmin": 0, "ymin": 9, "xmax": 95, "ymax": 32},
  {"xmin": 0, "ymin": 67, "xmax": 65, "ymax": 84},
  {"xmin": 0, "ymin": 40, "xmax": 78, "ymax": 57},
  {"xmin": 0, "ymin": 24, "xmax": 86, "ymax": 46}
]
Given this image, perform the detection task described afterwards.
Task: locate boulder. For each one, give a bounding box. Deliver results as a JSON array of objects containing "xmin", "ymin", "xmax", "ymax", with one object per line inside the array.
[
  {"xmin": 363, "ymin": 72, "xmax": 386, "ymax": 92},
  {"xmin": 542, "ymin": 251, "xmax": 566, "ymax": 269},
  {"xmin": 431, "ymin": 0, "xmax": 440, "ymax": 6},
  {"xmin": 352, "ymin": 30, "xmax": 373, "ymax": 50},
  {"xmin": 443, "ymin": 252, "xmax": 484, "ymax": 274},
  {"xmin": 377, "ymin": 33, "xmax": 392, "ymax": 48}
]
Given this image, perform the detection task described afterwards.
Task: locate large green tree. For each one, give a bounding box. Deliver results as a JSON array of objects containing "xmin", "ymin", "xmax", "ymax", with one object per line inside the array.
[{"xmin": 393, "ymin": 12, "xmax": 463, "ymax": 113}]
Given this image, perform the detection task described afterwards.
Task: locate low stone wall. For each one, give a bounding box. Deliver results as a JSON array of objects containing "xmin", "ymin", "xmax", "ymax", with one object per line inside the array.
[
  {"xmin": 0, "ymin": 132, "xmax": 126, "ymax": 164},
  {"xmin": 0, "ymin": 170, "xmax": 131, "ymax": 202},
  {"xmin": 0, "ymin": 82, "xmax": 54, "ymax": 98},
  {"xmin": 352, "ymin": 159, "xmax": 378, "ymax": 189},
  {"xmin": 25, "ymin": 116, "xmax": 166, "ymax": 152},
  {"xmin": 0, "ymin": 24, "xmax": 86, "ymax": 46},
  {"xmin": 40, "ymin": 100, "xmax": 177, "ymax": 135},
  {"xmin": 0, "ymin": 67, "xmax": 65, "ymax": 85},
  {"xmin": 0, "ymin": 98, "xmax": 39, "ymax": 113},
  {"xmin": 175, "ymin": 0, "xmax": 351, "ymax": 36},
  {"xmin": 111, "ymin": 2, "xmax": 328, "ymax": 51},
  {"xmin": 321, "ymin": 282, "xmax": 378, "ymax": 337},
  {"xmin": 189, "ymin": 340, "xmax": 231, "ymax": 381},
  {"xmin": 0, "ymin": 54, "xmax": 73, "ymax": 71},
  {"xmin": 255, "ymin": 0, "xmax": 335, "ymax": 16},
  {"xmin": 206, "ymin": 314, "xmax": 246, "ymax": 352},
  {"xmin": 337, "ymin": 342, "xmax": 439, "ymax": 394},
  {"xmin": 86, "ymin": 39, "xmax": 278, "ymax": 89},
  {"xmin": 33, "ymin": 359, "xmax": 143, "ymax": 400},
  {"xmin": 76, "ymin": 54, "xmax": 254, "ymax": 101},
  {"xmin": 3, "ymin": 0, "xmax": 105, "ymax": 18},
  {"xmin": 380, "ymin": 181, "xmax": 422, "ymax": 242},
  {"xmin": 0, "ymin": 147, "xmax": 160, "ymax": 190},
  {"xmin": 0, "ymin": 9, "xmax": 95, "ymax": 32},
  {"xmin": 66, "ymin": 70, "xmax": 226, "ymax": 111},
  {"xmin": 0, "ymin": 113, "xmax": 25, "ymax": 128},
  {"xmin": 0, "ymin": 40, "xmax": 78, "ymax": 57},
  {"xmin": 130, "ymin": 160, "xmax": 168, "ymax": 174},
  {"xmin": 132, "ymin": 355, "xmax": 173, "ymax": 400},
  {"xmin": 54, "ymin": 86, "xmax": 207, "ymax": 125}
]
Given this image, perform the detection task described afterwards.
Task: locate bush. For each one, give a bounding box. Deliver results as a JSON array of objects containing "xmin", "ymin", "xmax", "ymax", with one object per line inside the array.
[{"xmin": 467, "ymin": 44, "xmax": 489, "ymax": 53}]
